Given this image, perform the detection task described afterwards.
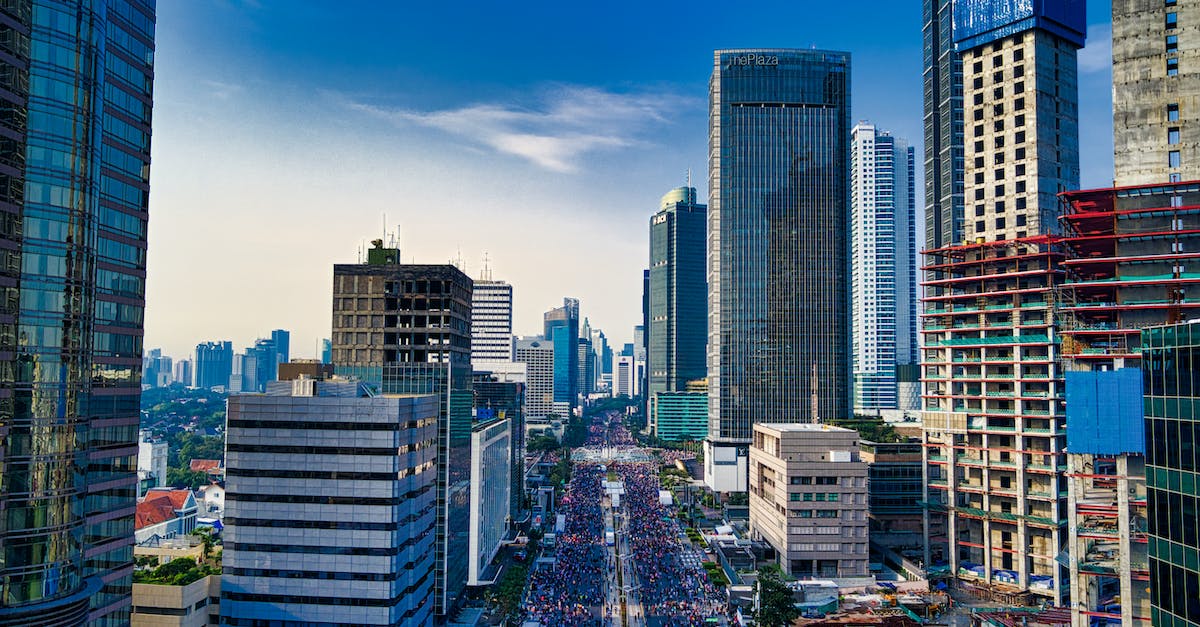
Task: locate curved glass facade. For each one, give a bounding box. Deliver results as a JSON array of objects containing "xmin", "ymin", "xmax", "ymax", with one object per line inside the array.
[
  {"xmin": 707, "ymin": 49, "xmax": 851, "ymax": 451},
  {"xmin": 0, "ymin": 1, "xmax": 154, "ymax": 624}
]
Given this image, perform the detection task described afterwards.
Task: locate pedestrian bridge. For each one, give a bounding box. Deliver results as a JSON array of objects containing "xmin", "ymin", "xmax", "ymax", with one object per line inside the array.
[{"xmin": 571, "ymin": 446, "xmax": 654, "ymax": 463}]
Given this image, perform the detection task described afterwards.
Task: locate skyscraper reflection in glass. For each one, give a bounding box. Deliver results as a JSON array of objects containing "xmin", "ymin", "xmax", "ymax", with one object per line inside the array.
[
  {"xmin": 0, "ymin": 1, "xmax": 155, "ymax": 625},
  {"xmin": 705, "ymin": 49, "xmax": 851, "ymax": 492}
]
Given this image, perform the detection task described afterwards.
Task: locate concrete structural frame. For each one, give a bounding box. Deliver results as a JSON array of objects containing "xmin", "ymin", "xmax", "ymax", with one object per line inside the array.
[
  {"xmin": 1113, "ymin": 0, "xmax": 1200, "ymax": 187},
  {"xmin": 748, "ymin": 423, "xmax": 869, "ymax": 578},
  {"xmin": 851, "ymin": 122, "xmax": 919, "ymax": 412},
  {"xmin": 705, "ymin": 48, "xmax": 853, "ymax": 493}
]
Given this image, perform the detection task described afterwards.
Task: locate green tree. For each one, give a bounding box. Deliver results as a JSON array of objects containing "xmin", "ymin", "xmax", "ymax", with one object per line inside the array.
[
  {"xmin": 166, "ymin": 468, "xmax": 210, "ymax": 490},
  {"xmin": 756, "ymin": 566, "xmax": 800, "ymax": 627},
  {"xmin": 527, "ymin": 435, "xmax": 560, "ymax": 453}
]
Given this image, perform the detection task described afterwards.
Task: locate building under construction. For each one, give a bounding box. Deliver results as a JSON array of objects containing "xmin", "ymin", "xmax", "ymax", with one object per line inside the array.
[
  {"xmin": 1055, "ymin": 181, "xmax": 1200, "ymax": 626},
  {"xmin": 919, "ymin": 236, "xmax": 1069, "ymax": 605}
]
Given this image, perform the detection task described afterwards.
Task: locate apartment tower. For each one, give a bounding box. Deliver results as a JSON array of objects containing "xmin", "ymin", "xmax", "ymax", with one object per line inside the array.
[{"xmin": 851, "ymin": 123, "xmax": 919, "ymax": 413}]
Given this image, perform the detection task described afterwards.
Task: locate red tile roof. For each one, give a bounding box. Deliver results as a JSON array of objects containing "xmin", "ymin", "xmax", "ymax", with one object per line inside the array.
[
  {"xmin": 135, "ymin": 498, "xmax": 176, "ymax": 530},
  {"xmin": 143, "ymin": 489, "xmax": 193, "ymax": 511},
  {"xmin": 190, "ymin": 459, "xmax": 221, "ymax": 473}
]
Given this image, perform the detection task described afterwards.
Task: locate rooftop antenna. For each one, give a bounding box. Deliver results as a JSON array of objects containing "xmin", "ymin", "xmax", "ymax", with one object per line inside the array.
[
  {"xmin": 481, "ymin": 251, "xmax": 492, "ymax": 281},
  {"xmin": 686, "ymin": 168, "xmax": 691, "ymax": 189},
  {"xmin": 382, "ymin": 212, "xmax": 387, "ymax": 243},
  {"xmin": 810, "ymin": 362, "xmax": 820, "ymax": 424}
]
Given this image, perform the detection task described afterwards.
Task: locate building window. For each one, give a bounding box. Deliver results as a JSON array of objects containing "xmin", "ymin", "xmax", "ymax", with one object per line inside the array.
[
  {"xmin": 994, "ymin": 104, "xmax": 1004, "ymax": 116},
  {"xmin": 1014, "ymin": 81, "xmax": 1024, "ymax": 93},
  {"xmin": 994, "ymin": 152, "xmax": 1005, "ymax": 164},
  {"xmin": 1014, "ymin": 65, "xmax": 1024, "ymax": 78},
  {"xmin": 1016, "ymin": 164, "xmax": 1026, "ymax": 176},
  {"xmin": 993, "ymin": 55, "xmax": 1003, "ymax": 68},
  {"xmin": 1170, "ymin": 151, "xmax": 1181, "ymax": 168},
  {"xmin": 975, "ymin": 124, "xmax": 984, "ymax": 138},
  {"xmin": 1170, "ymin": 127, "xmax": 1181, "ymax": 144},
  {"xmin": 803, "ymin": 493, "xmax": 814, "ymax": 501},
  {"xmin": 975, "ymin": 189, "xmax": 985, "ymax": 201},
  {"xmin": 974, "ymin": 77, "xmax": 983, "ymax": 89},
  {"xmin": 1016, "ymin": 131, "xmax": 1026, "ymax": 144},
  {"xmin": 974, "ymin": 93, "xmax": 984, "ymax": 105},
  {"xmin": 1169, "ymin": 104, "xmax": 1180, "ymax": 121},
  {"xmin": 1168, "ymin": 57, "xmax": 1180, "ymax": 76},
  {"xmin": 1015, "ymin": 147, "xmax": 1026, "ymax": 160},
  {"xmin": 975, "ymin": 172, "xmax": 985, "ymax": 184},
  {"xmin": 1016, "ymin": 197, "xmax": 1027, "ymax": 210},
  {"xmin": 995, "ymin": 184, "xmax": 1005, "ymax": 196},
  {"xmin": 976, "ymin": 220, "xmax": 985, "ymax": 232},
  {"xmin": 1016, "ymin": 180, "xmax": 1026, "ymax": 193},
  {"xmin": 1015, "ymin": 114, "xmax": 1026, "ymax": 127},
  {"xmin": 993, "ymin": 87, "xmax": 1004, "ymax": 100},
  {"xmin": 1168, "ymin": 0, "xmax": 1177, "ymax": 5},
  {"xmin": 975, "ymin": 157, "xmax": 985, "ymax": 168},
  {"xmin": 995, "ymin": 168, "xmax": 1006, "ymax": 180},
  {"xmin": 1171, "ymin": 173, "xmax": 1182, "ymax": 183},
  {"xmin": 994, "ymin": 119, "xmax": 1005, "ymax": 132},
  {"xmin": 996, "ymin": 217, "xmax": 1006, "ymax": 229},
  {"xmin": 974, "ymin": 109, "xmax": 984, "ymax": 121},
  {"xmin": 1016, "ymin": 214, "xmax": 1027, "ymax": 227},
  {"xmin": 974, "ymin": 60, "xmax": 983, "ymax": 73},
  {"xmin": 995, "ymin": 201, "xmax": 1006, "ymax": 212},
  {"xmin": 827, "ymin": 493, "xmax": 839, "ymax": 502},
  {"xmin": 975, "ymin": 140, "xmax": 984, "ymax": 152},
  {"xmin": 995, "ymin": 136, "xmax": 1005, "ymax": 149},
  {"xmin": 1168, "ymin": 35, "xmax": 1179, "ymax": 53},
  {"xmin": 1013, "ymin": 48, "xmax": 1024, "ymax": 62},
  {"xmin": 1167, "ymin": 12, "xmax": 1178, "ymax": 28},
  {"xmin": 975, "ymin": 204, "xmax": 985, "ymax": 216}
]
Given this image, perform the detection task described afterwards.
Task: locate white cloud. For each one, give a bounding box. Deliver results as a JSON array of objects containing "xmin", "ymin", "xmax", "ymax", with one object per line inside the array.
[
  {"xmin": 1079, "ymin": 23, "xmax": 1112, "ymax": 74},
  {"xmin": 346, "ymin": 86, "xmax": 690, "ymax": 173}
]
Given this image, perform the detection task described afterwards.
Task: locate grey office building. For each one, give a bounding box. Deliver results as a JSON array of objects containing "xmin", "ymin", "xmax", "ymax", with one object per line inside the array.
[
  {"xmin": 648, "ymin": 186, "xmax": 707, "ymax": 437},
  {"xmin": 331, "ymin": 242, "xmax": 474, "ymax": 617},
  {"xmin": 221, "ymin": 379, "xmax": 439, "ymax": 626},
  {"xmin": 705, "ymin": 49, "xmax": 852, "ymax": 493}
]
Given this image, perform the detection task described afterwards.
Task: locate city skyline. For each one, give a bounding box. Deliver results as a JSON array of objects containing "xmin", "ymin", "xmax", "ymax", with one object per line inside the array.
[{"xmin": 145, "ymin": 1, "xmax": 1115, "ymax": 360}]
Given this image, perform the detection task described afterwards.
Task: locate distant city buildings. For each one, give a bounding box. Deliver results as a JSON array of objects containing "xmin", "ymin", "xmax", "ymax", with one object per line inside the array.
[
  {"xmin": 221, "ymin": 378, "xmax": 439, "ymax": 626},
  {"xmin": 174, "ymin": 358, "xmax": 193, "ymax": 388},
  {"xmin": 143, "ymin": 348, "xmax": 173, "ymax": 388},
  {"xmin": 196, "ymin": 341, "xmax": 234, "ymax": 390},
  {"xmin": 648, "ymin": 186, "xmax": 707, "ymax": 437},
  {"xmin": 748, "ymin": 423, "xmax": 869, "ymax": 578},
  {"xmin": 850, "ymin": 122, "xmax": 918, "ymax": 414},
  {"xmin": 515, "ymin": 337, "xmax": 561, "ymax": 421},
  {"xmin": 705, "ymin": 48, "xmax": 852, "ymax": 493}
]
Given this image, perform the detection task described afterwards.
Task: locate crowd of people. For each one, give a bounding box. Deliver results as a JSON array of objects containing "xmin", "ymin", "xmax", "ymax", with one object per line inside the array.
[
  {"xmin": 523, "ymin": 453, "xmax": 605, "ymax": 625},
  {"xmin": 617, "ymin": 461, "xmax": 726, "ymax": 625}
]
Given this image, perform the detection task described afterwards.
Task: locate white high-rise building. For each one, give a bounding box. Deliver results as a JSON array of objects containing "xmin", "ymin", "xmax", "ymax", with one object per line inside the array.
[
  {"xmin": 514, "ymin": 336, "xmax": 558, "ymax": 421},
  {"xmin": 471, "ymin": 279, "xmax": 514, "ymax": 364},
  {"xmin": 850, "ymin": 122, "xmax": 918, "ymax": 413}
]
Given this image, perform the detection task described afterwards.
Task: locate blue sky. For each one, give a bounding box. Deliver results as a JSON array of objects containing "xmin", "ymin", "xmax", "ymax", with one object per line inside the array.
[{"xmin": 145, "ymin": 0, "xmax": 1115, "ymax": 359}]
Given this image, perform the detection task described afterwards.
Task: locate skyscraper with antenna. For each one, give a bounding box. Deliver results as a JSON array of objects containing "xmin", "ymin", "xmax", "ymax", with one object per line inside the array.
[{"xmin": 472, "ymin": 255, "xmax": 515, "ymax": 364}]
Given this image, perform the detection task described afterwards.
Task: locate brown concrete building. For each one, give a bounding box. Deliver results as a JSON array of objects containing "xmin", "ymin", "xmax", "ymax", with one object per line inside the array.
[
  {"xmin": 748, "ymin": 423, "xmax": 869, "ymax": 578},
  {"xmin": 132, "ymin": 575, "xmax": 220, "ymax": 627}
]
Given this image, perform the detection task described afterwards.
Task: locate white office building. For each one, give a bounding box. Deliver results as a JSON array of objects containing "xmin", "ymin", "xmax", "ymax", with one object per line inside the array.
[{"xmin": 472, "ymin": 279, "xmax": 514, "ymax": 364}]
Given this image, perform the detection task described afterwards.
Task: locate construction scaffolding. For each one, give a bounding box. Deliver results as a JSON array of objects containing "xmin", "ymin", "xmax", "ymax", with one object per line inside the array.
[
  {"xmin": 1055, "ymin": 181, "xmax": 1200, "ymax": 627},
  {"xmin": 919, "ymin": 236, "xmax": 1069, "ymax": 605}
]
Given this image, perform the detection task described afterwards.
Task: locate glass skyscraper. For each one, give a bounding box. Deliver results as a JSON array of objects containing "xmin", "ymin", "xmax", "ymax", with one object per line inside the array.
[
  {"xmin": 1142, "ymin": 322, "xmax": 1200, "ymax": 627},
  {"xmin": 704, "ymin": 49, "xmax": 851, "ymax": 493},
  {"xmin": 0, "ymin": 1, "xmax": 155, "ymax": 624},
  {"xmin": 648, "ymin": 186, "xmax": 706, "ymax": 435},
  {"xmin": 544, "ymin": 297, "xmax": 578, "ymax": 407},
  {"xmin": 923, "ymin": 0, "xmax": 964, "ymax": 253}
]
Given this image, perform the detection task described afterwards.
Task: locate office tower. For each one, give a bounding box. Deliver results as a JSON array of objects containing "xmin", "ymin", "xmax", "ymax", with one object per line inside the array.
[
  {"xmin": 228, "ymin": 352, "xmax": 245, "ymax": 393},
  {"xmin": 648, "ymin": 186, "xmax": 708, "ymax": 436},
  {"xmin": 654, "ymin": 384, "xmax": 708, "ymax": 442},
  {"xmin": 320, "ymin": 338, "xmax": 332, "ymax": 364},
  {"xmin": 748, "ymin": 424, "xmax": 869, "ymax": 577},
  {"xmin": 270, "ymin": 329, "xmax": 290, "ymax": 366},
  {"xmin": 860, "ymin": 439, "xmax": 928, "ymax": 551},
  {"xmin": 705, "ymin": 49, "xmax": 852, "ymax": 493},
  {"xmin": 924, "ymin": 0, "xmax": 965, "ymax": 252},
  {"xmin": 614, "ymin": 355, "xmax": 635, "ymax": 398},
  {"xmin": 0, "ymin": 1, "xmax": 156, "ymax": 623},
  {"xmin": 196, "ymin": 341, "xmax": 234, "ymax": 390},
  {"xmin": 467, "ymin": 414, "xmax": 511, "ymax": 586},
  {"xmin": 851, "ymin": 123, "xmax": 918, "ymax": 413},
  {"xmin": 577, "ymin": 336, "xmax": 595, "ymax": 397},
  {"xmin": 173, "ymin": 359, "xmax": 192, "ymax": 388},
  {"xmin": 473, "ymin": 366, "xmax": 527, "ymax": 523},
  {"xmin": 331, "ymin": 242, "xmax": 473, "ymax": 616},
  {"xmin": 1142, "ymin": 322, "xmax": 1200, "ymax": 627},
  {"xmin": 919, "ymin": 2, "xmax": 1085, "ymax": 604},
  {"xmin": 221, "ymin": 378, "xmax": 439, "ymax": 626},
  {"xmin": 1113, "ymin": 0, "xmax": 1199, "ymax": 186},
  {"xmin": 544, "ymin": 298, "xmax": 579, "ymax": 407},
  {"xmin": 472, "ymin": 278, "xmax": 514, "ymax": 364},
  {"xmin": 514, "ymin": 337, "xmax": 558, "ymax": 421}
]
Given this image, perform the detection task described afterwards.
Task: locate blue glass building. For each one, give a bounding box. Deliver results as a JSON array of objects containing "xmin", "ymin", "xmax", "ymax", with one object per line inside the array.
[
  {"xmin": 0, "ymin": 1, "xmax": 155, "ymax": 624},
  {"xmin": 544, "ymin": 298, "xmax": 578, "ymax": 408},
  {"xmin": 705, "ymin": 49, "xmax": 851, "ymax": 492}
]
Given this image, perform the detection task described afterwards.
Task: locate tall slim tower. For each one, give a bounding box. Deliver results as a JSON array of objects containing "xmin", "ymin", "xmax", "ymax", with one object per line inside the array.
[
  {"xmin": 543, "ymin": 298, "xmax": 579, "ymax": 407},
  {"xmin": 648, "ymin": 186, "xmax": 707, "ymax": 435},
  {"xmin": 924, "ymin": 0, "xmax": 965, "ymax": 252},
  {"xmin": 0, "ymin": 1, "xmax": 156, "ymax": 623},
  {"xmin": 331, "ymin": 242, "xmax": 474, "ymax": 617},
  {"xmin": 851, "ymin": 123, "xmax": 918, "ymax": 413},
  {"xmin": 705, "ymin": 49, "xmax": 852, "ymax": 493}
]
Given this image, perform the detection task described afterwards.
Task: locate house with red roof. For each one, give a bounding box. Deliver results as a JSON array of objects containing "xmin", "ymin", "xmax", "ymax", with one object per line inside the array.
[{"xmin": 135, "ymin": 488, "xmax": 199, "ymax": 545}]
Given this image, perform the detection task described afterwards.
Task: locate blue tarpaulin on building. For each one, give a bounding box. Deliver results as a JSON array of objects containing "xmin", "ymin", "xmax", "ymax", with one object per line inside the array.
[{"xmin": 1065, "ymin": 368, "xmax": 1145, "ymax": 455}]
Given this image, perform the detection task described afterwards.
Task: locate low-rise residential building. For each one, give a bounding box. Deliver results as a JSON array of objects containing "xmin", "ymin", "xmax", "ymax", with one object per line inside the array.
[
  {"xmin": 748, "ymin": 423, "xmax": 870, "ymax": 579},
  {"xmin": 136, "ymin": 489, "xmax": 199, "ymax": 545}
]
